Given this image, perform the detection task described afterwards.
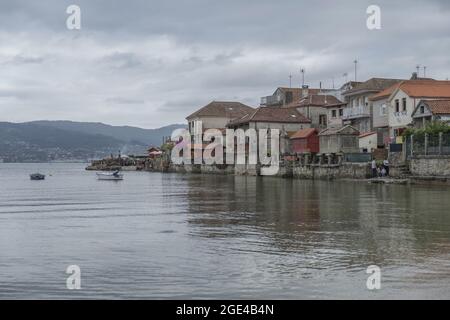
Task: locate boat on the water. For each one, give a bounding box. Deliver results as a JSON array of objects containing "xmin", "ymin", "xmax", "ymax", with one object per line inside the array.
[
  {"xmin": 30, "ymin": 173, "xmax": 46, "ymax": 180},
  {"xmin": 96, "ymin": 171, "xmax": 124, "ymax": 181}
]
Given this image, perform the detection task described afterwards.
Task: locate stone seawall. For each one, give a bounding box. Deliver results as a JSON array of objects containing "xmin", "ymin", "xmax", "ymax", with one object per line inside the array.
[
  {"xmin": 410, "ymin": 156, "xmax": 450, "ymax": 177},
  {"xmin": 293, "ymin": 163, "xmax": 371, "ymax": 180}
]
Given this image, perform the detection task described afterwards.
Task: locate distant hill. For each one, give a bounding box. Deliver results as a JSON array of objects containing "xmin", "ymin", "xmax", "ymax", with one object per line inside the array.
[
  {"xmin": 30, "ymin": 121, "xmax": 186, "ymax": 146},
  {"xmin": 0, "ymin": 121, "xmax": 186, "ymax": 162}
]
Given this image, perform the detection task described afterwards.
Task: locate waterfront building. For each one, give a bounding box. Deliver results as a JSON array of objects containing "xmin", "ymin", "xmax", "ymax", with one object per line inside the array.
[
  {"xmin": 186, "ymin": 101, "xmax": 255, "ymax": 139},
  {"xmin": 341, "ymin": 78, "xmax": 404, "ymax": 134},
  {"xmin": 260, "ymin": 86, "xmax": 324, "ymax": 108},
  {"xmin": 227, "ymin": 107, "xmax": 311, "ymax": 155},
  {"xmin": 288, "ymin": 94, "xmax": 346, "ymax": 129},
  {"xmin": 358, "ymin": 131, "xmax": 378, "ymax": 153},
  {"xmin": 290, "ymin": 128, "xmax": 320, "ymax": 154},
  {"xmin": 411, "ymin": 100, "xmax": 450, "ymax": 128},
  {"xmin": 318, "ymin": 125, "xmax": 360, "ymax": 154},
  {"xmin": 386, "ymin": 81, "xmax": 450, "ymax": 139}
]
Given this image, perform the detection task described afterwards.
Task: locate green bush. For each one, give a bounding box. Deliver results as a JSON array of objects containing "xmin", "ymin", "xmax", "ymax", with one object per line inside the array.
[{"xmin": 403, "ymin": 121, "xmax": 450, "ymax": 137}]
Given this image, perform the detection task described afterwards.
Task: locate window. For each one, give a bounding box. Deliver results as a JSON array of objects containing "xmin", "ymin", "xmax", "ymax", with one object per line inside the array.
[
  {"xmin": 420, "ymin": 105, "xmax": 425, "ymax": 114},
  {"xmin": 319, "ymin": 114, "xmax": 327, "ymax": 126},
  {"xmin": 402, "ymin": 98, "xmax": 407, "ymax": 112},
  {"xmin": 380, "ymin": 103, "xmax": 387, "ymax": 116},
  {"xmin": 339, "ymin": 109, "xmax": 343, "ymax": 117},
  {"xmin": 332, "ymin": 110, "xmax": 337, "ymax": 118},
  {"xmin": 395, "ymin": 99, "xmax": 400, "ymax": 113}
]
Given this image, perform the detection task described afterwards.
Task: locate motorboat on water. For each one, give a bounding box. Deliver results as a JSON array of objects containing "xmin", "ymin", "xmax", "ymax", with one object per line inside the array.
[
  {"xmin": 30, "ymin": 173, "xmax": 46, "ymax": 180},
  {"xmin": 96, "ymin": 171, "xmax": 124, "ymax": 181}
]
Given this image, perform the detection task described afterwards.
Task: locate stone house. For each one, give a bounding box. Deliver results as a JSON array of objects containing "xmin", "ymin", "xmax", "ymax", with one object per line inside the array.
[
  {"xmin": 227, "ymin": 107, "xmax": 312, "ymax": 154},
  {"xmin": 186, "ymin": 101, "xmax": 255, "ymax": 138},
  {"xmin": 358, "ymin": 132, "xmax": 378, "ymax": 153},
  {"xmin": 288, "ymin": 94, "xmax": 346, "ymax": 130},
  {"xmin": 341, "ymin": 78, "xmax": 404, "ymax": 134},
  {"xmin": 411, "ymin": 100, "xmax": 450, "ymax": 128},
  {"xmin": 318, "ymin": 125, "xmax": 360, "ymax": 154},
  {"xmin": 290, "ymin": 128, "xmax": 319, "ymax": 154},
  {"xmin": 386, "ymin": 80, "xmax": 450, "ymax": 139},
  {"xmin": 260, "ymin": 86, "xmax": 324, "ymax": 108}
]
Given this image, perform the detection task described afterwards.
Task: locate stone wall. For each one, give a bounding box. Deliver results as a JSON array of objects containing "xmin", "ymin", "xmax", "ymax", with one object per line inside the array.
[
  {"xmin": 293, "ymin": 162, "xmax": 371, "ymax": 180},
  {"xmin": 410, "ymin": 156, "xmax": 450, "ymax": 176}
]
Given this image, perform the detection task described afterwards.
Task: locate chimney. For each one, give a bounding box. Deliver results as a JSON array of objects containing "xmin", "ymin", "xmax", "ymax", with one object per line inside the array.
[{"xmin": 302, "ymin": 85, "xmax": 309, "ymax": 98}]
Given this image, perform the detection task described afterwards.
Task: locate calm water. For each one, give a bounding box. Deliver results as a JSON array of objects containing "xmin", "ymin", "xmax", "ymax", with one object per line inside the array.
[{"xmin": 0, "ymin": 163, "xmax": 449, "ymax": 299}]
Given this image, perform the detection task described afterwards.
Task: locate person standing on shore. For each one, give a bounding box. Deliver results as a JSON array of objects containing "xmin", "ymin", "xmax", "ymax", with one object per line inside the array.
[
  {"xmin": 383, "ymin": 159, "xmax": 390, "ymax": 176},
  {"xmin": 371, "ymin": 159, "xmax": 377, "ymax": 178}
]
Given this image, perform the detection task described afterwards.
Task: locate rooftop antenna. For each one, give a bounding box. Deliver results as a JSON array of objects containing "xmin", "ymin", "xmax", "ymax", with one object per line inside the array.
[
  {"xmin": 353, "ymin": 59, "xmax": 358, "ymax": 82},
  {"xmin": 301, "ymin": 68, "xmax": 305, "ymax": 87},
  {"xmin": 289, "ymin": 74, "xmax": 293, "ymax": 88},
  {"xmin": 332, "ymin": 77, "xmax": 335, "ymax": 89},
  {"xmin": 343, "ymin": 72, "xmax": 348, "ymax": 83}
]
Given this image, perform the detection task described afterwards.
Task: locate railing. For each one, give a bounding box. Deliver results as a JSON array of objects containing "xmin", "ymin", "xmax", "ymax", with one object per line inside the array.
[
  {"xmin": 342, "ymin": 106, "xmax": 370, "ymax": 120},
  {"xmin": 406, "ymin": 132, "xmax": 450, "ymax": 158}
]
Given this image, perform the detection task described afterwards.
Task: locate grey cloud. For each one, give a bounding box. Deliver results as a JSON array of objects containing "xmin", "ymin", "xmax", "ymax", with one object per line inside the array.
[
  {"xmin": 0, "ymin": 0, "xmax": 450, "ymax": 128},
  {"xmin": 106, "ymin": 97, "xmax": 145, "ymax": 104}
]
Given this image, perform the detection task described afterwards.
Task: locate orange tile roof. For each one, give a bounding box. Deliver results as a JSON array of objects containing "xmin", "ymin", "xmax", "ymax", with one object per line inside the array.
[
  {"xmin": 370, "ymin": 80, "xmax": 450, "ymax": 101},
  {"xmin": 422, "ymin": 100, "xmax": 450, "ymax": 114},
  {"xmin": 290, "ymin": 128, "xmax": 318, "ymax": 139},
  {"xmin": 400, "ymin": 81, "xmax": 450, "ymax": 98}
]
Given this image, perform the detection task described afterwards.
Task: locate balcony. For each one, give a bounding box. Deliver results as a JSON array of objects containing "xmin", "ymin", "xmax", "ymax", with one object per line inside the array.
[{"xmin": 342, "ymin": 106, "xmax": 370, "ymax": 120}]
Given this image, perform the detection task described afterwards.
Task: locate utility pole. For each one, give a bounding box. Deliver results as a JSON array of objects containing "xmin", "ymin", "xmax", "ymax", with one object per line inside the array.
[
  {"xmin": 301, "ymin": 68, "xmax": 305, "ymax": 87},
  {"xmin": 353, "ymin": 59, "xmax": 358, "ymax": 82},
  {"xmin": 289, "ymin": 74, "xmax": 292, "ymax": 88},
  {"xmin": 423, "ymin": 66, "xmax": 427, "ymax": 78},
  {"xmin": 416, "ymin": 65, "xmax": 420, "ymax": 74}
]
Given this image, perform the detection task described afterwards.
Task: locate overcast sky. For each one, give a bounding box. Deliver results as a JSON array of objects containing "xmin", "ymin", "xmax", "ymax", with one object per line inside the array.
[{"xmin": 1, "ymin": 0, "xmax": 450, "ymax": 128}]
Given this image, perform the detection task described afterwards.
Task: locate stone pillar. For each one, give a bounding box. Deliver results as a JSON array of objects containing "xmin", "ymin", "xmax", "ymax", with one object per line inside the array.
[{"xmin": 327, "ymin": 154, "xmax": 332, "ymax": 165}]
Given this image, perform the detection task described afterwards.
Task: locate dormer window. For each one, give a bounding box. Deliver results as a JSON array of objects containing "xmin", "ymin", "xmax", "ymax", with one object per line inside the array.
[{"xmin": 420, "ymin": 106, "xmax": 425, "ymax": 114}]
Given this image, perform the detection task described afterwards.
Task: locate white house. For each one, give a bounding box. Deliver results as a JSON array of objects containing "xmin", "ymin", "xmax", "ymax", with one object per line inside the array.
[{"xmin": 387, "ymin": 80, "xmax": 450, "ymax": 140}]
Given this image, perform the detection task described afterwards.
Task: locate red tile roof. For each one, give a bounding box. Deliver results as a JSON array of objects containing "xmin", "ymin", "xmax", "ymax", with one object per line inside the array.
[
  {"xmin": 228, "ymin": 107, "xmax": 311, "ymax": 126},
  {"xmin": 290, "ymin": 128, "xmax": 318, "ymax": 139},
  {"xmin": 422, "ymin": 100, "xmax": 450, "ymax": 114},
  {"xmin": 399, "ymin": 81, "xmax": 450, "ymax": 98},
  {"xmin": 186, "ymin": 101, "xmax": 254, "ymax": 120}
]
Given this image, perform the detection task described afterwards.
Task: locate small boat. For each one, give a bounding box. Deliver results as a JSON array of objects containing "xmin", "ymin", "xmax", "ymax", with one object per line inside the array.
[
  {"xmin": 96, "ymin": 171, "xmax": 124, "ymax": 181},
  {"xmin": 30, "ymin": 173, "xmax": 46, "ymax": 180}
]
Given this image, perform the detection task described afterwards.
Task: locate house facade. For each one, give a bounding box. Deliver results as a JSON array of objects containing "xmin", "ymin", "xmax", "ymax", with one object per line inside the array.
[
  {"xmin": 227, "ymin": 107, "xmax": 311, "ymax": 154},
  {"xmin": 411, "ymin": 100, "xmax": 450, "ymax": 128},
  {"xmin": 387, "ymin": 81, "xmax": 450, "ymax": 139},
  {"xmin": 290, "ymin": 128, "xmax": 319, "ymax": 154},
  {"xmin": 358, "ymin": 132, "xmax": 378, "ymax": 153},
  {"xmin": 186, "ymin": 101, "xmax": 255, "ymax": 138},
  {"xmin": 318, "ymin": 125, "xmax": 360, "ymax": 154},
  {"xmin": 289, "ymin": 94, "xmax": 346, "ymax": 130},
  {"xmin": 369, "ymin": 83, "xmax": 401, "ymax": 147},
  {"xmin": 341, "ymin": 78, "xmax": 404, "ymax": 134}
]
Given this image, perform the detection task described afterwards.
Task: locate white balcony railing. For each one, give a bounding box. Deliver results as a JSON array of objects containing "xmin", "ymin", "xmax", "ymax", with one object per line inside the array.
[{"xmin": 342, "ymin": 106, "xmax": 370, "ymax": 120}]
